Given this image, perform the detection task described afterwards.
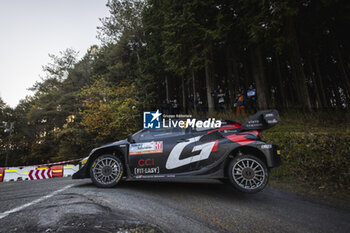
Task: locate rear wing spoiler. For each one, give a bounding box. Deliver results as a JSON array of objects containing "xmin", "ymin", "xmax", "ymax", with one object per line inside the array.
[{"xmin": 242, "ymin": 109, "xmax": 280, "ymax": 131}]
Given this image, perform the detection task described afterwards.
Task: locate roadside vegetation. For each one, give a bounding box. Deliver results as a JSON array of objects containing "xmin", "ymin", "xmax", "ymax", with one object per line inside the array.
[
  {"xmin": 206, "ymin": 111, "xmax": 350, "ymax": 200},
  {"xmin": 0, "ymin": 1, "xmax": 349, "ymax": 199},
  {"xmin": 264, "ymin": 112, "xmax": 350, "ymax": 201}
]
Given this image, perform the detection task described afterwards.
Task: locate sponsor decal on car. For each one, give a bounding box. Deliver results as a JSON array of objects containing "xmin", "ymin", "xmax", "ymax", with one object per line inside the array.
[
  {"xmin": 137, "ymin": 158, "xmax": 155, "ymax": 167},
  {"xmin": 129, "ymin": 141, "xmax": 163, "ymax": 155},
  {"xmin": 261, "ymin": 144, "xmax": 272, "ymax": 149},
  {"xmin": 134, "ymin": 167, "xmax": 160, "ymax": 175},
  {"xmin": 244, "ymin": 119, "xmax": 263, "ymax": 128},
  {"xmin": 166, "ymin": 136, "xmax": 216, "ymax": 169},
  {"xmin": 135, "ymin": 174, "xmax": 174, "ymax": 179},
  {"xmin": 267, "ymin": 119, "xmax": 278, "ymax": 124},
  {"xmin": 226, "ymin": 134, "xmax": 255, "ymax": 146}
]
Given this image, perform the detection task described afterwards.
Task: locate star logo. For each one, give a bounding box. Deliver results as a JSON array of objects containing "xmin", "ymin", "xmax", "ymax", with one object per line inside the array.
[
  {"xmin": 150, "ymin": 110, "xmax": 162, "ymax": 122},
  {"xmin": 143, "ymin": 110, "xmax": 162, "ymax": 129}
]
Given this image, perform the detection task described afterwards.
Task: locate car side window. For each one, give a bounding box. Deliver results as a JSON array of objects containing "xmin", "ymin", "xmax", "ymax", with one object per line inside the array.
[
  {"xmin": 138, "ymin": 130, "xmax": 155, "ymax": 141},
  {"xmin": 135, "ymin": 128, "xmax": 187, "ymax": 142},
  {"xmin": 151, "ymin": 128, "xmax": 186, "ymax": 138}
]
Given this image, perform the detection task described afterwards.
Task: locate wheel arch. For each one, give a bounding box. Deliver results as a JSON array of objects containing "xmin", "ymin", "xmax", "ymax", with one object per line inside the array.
[
  {"xmin": 85, "ymin": 146, "xmax": 126, "ymax": 178},
  {"xmin": 223, "ymin": 146, "xmax": 267, "ymax": 178}
]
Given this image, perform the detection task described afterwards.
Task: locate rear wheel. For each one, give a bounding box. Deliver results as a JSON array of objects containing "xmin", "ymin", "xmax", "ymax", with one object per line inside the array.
[
  {"xmin": 228, "ymin": 154, "xmax": 268, "ymax": 193},
  {"xmin": 90, "ymin": 154, "xmax": 123, "ymax": 188}
]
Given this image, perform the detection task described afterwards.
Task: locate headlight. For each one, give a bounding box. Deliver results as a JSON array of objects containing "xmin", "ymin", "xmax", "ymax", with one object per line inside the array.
[{"xmin": 81, "ymin": 157, "xmax": 89, "ymax": 165}]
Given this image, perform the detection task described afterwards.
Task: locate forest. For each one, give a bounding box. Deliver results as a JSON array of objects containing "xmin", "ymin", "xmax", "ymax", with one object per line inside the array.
[{"xmin": 0, "ymin": 0, "xmax": 349, "ymax": 167}]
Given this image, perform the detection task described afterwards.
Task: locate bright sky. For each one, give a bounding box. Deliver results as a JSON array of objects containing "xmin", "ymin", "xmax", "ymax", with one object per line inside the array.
[{"xmin": 0, "ymin": 0, "xmax": 109, "ymax": 107}]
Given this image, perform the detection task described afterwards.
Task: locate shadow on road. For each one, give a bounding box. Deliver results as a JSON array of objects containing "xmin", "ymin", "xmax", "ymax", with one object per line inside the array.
[{"xmin": 74, "ymin": 179, "xmax": 258, "ymax": 202}]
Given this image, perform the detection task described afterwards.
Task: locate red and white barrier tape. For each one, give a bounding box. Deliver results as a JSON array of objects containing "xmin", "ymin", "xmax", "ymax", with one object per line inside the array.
[
  {"xmin": 0, "ymin": 158, "xmax": 83, "ymax": 169},
  {"xmin": 36, "ymin": 158, "xmax": 83, "ymax": 166}
]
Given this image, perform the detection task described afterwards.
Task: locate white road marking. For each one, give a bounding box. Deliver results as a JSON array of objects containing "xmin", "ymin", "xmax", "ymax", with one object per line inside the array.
[{"xmin": 0, "ymin": 184, "xmax": 74, "ymax": 219}]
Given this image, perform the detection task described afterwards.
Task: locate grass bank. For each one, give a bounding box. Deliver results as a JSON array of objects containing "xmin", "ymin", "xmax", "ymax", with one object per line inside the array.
[
  {"xmin": 263, "ymin": 112, "xmax": 350, "ymax": 202},
  {"xmin": 204, "ymin": 110, "xmax": 350, "ymax": 201}
]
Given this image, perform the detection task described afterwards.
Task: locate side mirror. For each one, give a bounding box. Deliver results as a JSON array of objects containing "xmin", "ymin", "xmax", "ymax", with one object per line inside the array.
[{"xmin": 127, "ymin": 134, "xmax": 135, "ymax": 143}]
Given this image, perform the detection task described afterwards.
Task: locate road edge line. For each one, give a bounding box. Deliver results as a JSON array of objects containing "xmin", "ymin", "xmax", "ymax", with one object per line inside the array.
[{"xmin": 0, "ymin": 184, "xmax": 74, "ymax": 219}]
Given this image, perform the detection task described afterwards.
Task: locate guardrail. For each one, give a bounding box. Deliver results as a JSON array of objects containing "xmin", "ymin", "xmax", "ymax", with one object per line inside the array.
[
  {"xmin": 0, "ymin": 160, "xmax": 81, "ymax": 182},
  {"xmin": 0, "ymin": 168, "xmax": 5, "ymax": 182}
]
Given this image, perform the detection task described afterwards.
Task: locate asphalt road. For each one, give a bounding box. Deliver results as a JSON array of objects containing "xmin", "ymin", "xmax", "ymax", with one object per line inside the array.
[{"xmin": 0, "ymin": 177, "xmax": 349, "ymax": 233}]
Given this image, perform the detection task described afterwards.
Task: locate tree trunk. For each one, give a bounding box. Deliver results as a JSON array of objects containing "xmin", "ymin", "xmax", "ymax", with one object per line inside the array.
[
  {"xmin": 306, "ymin": 52, "xmax": 322, "ymax": 109},
  {"xmin": 333, "ymin": 87, "xmax": 342, "ymax": 108},
  {"xmin": 192, "ymin": 70, "xmax": 197, "ymax": 112},
  {"xmin": 243, "ymin": 53, "xmax": 251, "ymax": 91},
  {"xmin": 274, "ymin": 52, "xmax": 288, "ymax": 109},
  {"xmin": 290, "ymin": 48, "xmax": 312, "ymax": 111},
  {"xmin": 333, "ymin": 37, "xmax": 350, "ymax": 106},
  {"xmin": 285, "ymin": 71, "xmax": 296, "ymax": 108},
  {"xmin": 232, "ymin": 50, "xmax": 240, "ymax": 92},
  {"xmin": 165, "ymin": 75, "xmax": 169, "ymax": 102},
  {"xmin": 226, "ymin": 49, "xmax": 234, "ymax": 105},
  {"xmin": 205, "ymin": 58, "xmax": 214, "ymax": 113},
  {"xmin": 287, "ymin": 17, "xmax": 312, "ymax": 111},
  {"xmin": 250, "ymin": 45, "xmax": 268, "ymax": 109},
  {"xmin": 181, "ymin": 76, "xmax": 187, "ymax": 112},
  {"xmin": 313, "ymin": 54, "xmax": 329, "ymax": 108},
  {"xmin": 226, "ymin": 48, "xmax": 240, "ymax": 105}
]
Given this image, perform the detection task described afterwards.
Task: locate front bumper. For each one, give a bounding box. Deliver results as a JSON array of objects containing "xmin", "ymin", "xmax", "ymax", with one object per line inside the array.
[
  {"xmin": 72, "ymin": 164, "xmax": 88, "ymax": 179},
  {"xmin": 261, "ymin": 144, "xmax": 281, "ymax": 168}
]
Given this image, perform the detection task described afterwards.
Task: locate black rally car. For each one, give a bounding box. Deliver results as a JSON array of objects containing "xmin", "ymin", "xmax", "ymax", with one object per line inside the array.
[{"xmin": 73, "ymin": 110, "xmax": 281, "ymax": 193}]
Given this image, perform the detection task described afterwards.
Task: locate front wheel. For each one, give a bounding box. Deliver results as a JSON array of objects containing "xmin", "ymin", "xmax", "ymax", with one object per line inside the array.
[
  {"xmin": 228, "ymin": 155, "xmax": 268, "ymax": 193},
  {"xmin": 90, "ymin": 154, "xmax": 123, "ymax": 188}
]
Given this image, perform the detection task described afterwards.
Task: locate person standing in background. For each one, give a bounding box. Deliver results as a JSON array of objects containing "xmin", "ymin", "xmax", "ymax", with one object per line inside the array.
[
  {"xmin": 234, "ymin": 92, "xmax": 247, "ymax": 116},
  {"xmin": 188, "ymin": 94, "xmax": 194, "ymax": 111},
  {"xmin": 212, "ymin": 89, "xmax": 218, "ymax": 111},
  {"xmin": 195, "ymin": 92, "xmax": 203, "ymax": 112},
  {"xmin": 247, "ymin": 84, "xmax": 257, "ymax": 113},
  {"xmin": 172, "ymin": 98, "xmax": 179, "ymax": 114},
  {"xmin": 217, "ymin": 88, "xmax": 226, "ymax": 111},
  {"xmin": 161, "ymin": 100, "xmax": 169, "ymax": 115}
]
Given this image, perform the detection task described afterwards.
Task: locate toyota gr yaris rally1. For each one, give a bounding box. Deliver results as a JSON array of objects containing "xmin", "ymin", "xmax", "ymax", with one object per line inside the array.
[{"xmin": 73, "ymin": 110, "xmax": 281, "ymax": 193}]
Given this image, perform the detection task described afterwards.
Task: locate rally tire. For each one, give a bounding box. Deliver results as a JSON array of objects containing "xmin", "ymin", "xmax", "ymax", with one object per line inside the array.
[
  {"xmin": 90, "ymin": 154, "xmax": 123, "ymax": 188},
  {"xmin": 228, "ymin": 154, "xmax": 268, "ymax": 193}
]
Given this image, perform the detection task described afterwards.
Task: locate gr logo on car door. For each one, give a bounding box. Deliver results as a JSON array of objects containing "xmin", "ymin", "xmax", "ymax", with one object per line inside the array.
[
  {"xmin": 129, "ymin": 128, "xmax": 219, "ymax": 174},
  {"xmin": 166, "ymin": 136, "xmax": 216, "ymax": 170}
]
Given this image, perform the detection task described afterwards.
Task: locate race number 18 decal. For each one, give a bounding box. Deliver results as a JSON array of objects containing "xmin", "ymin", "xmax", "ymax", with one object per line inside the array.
[{"xmin": 166, "ymin": 136, "xmax": 216, "ymax": 169}]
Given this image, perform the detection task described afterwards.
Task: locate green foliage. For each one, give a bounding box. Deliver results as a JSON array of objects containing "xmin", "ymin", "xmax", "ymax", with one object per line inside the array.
[
  {"xmin": 263, "ymin": 124, "xmax": 350, "ymax": 192},
  {"xmin": 80, "ymin": 76, "xmax": 140, "ymax": 141},
  {"xmin": 97, "ymin": 0, "xmax": 145, "ymax": 44}
]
